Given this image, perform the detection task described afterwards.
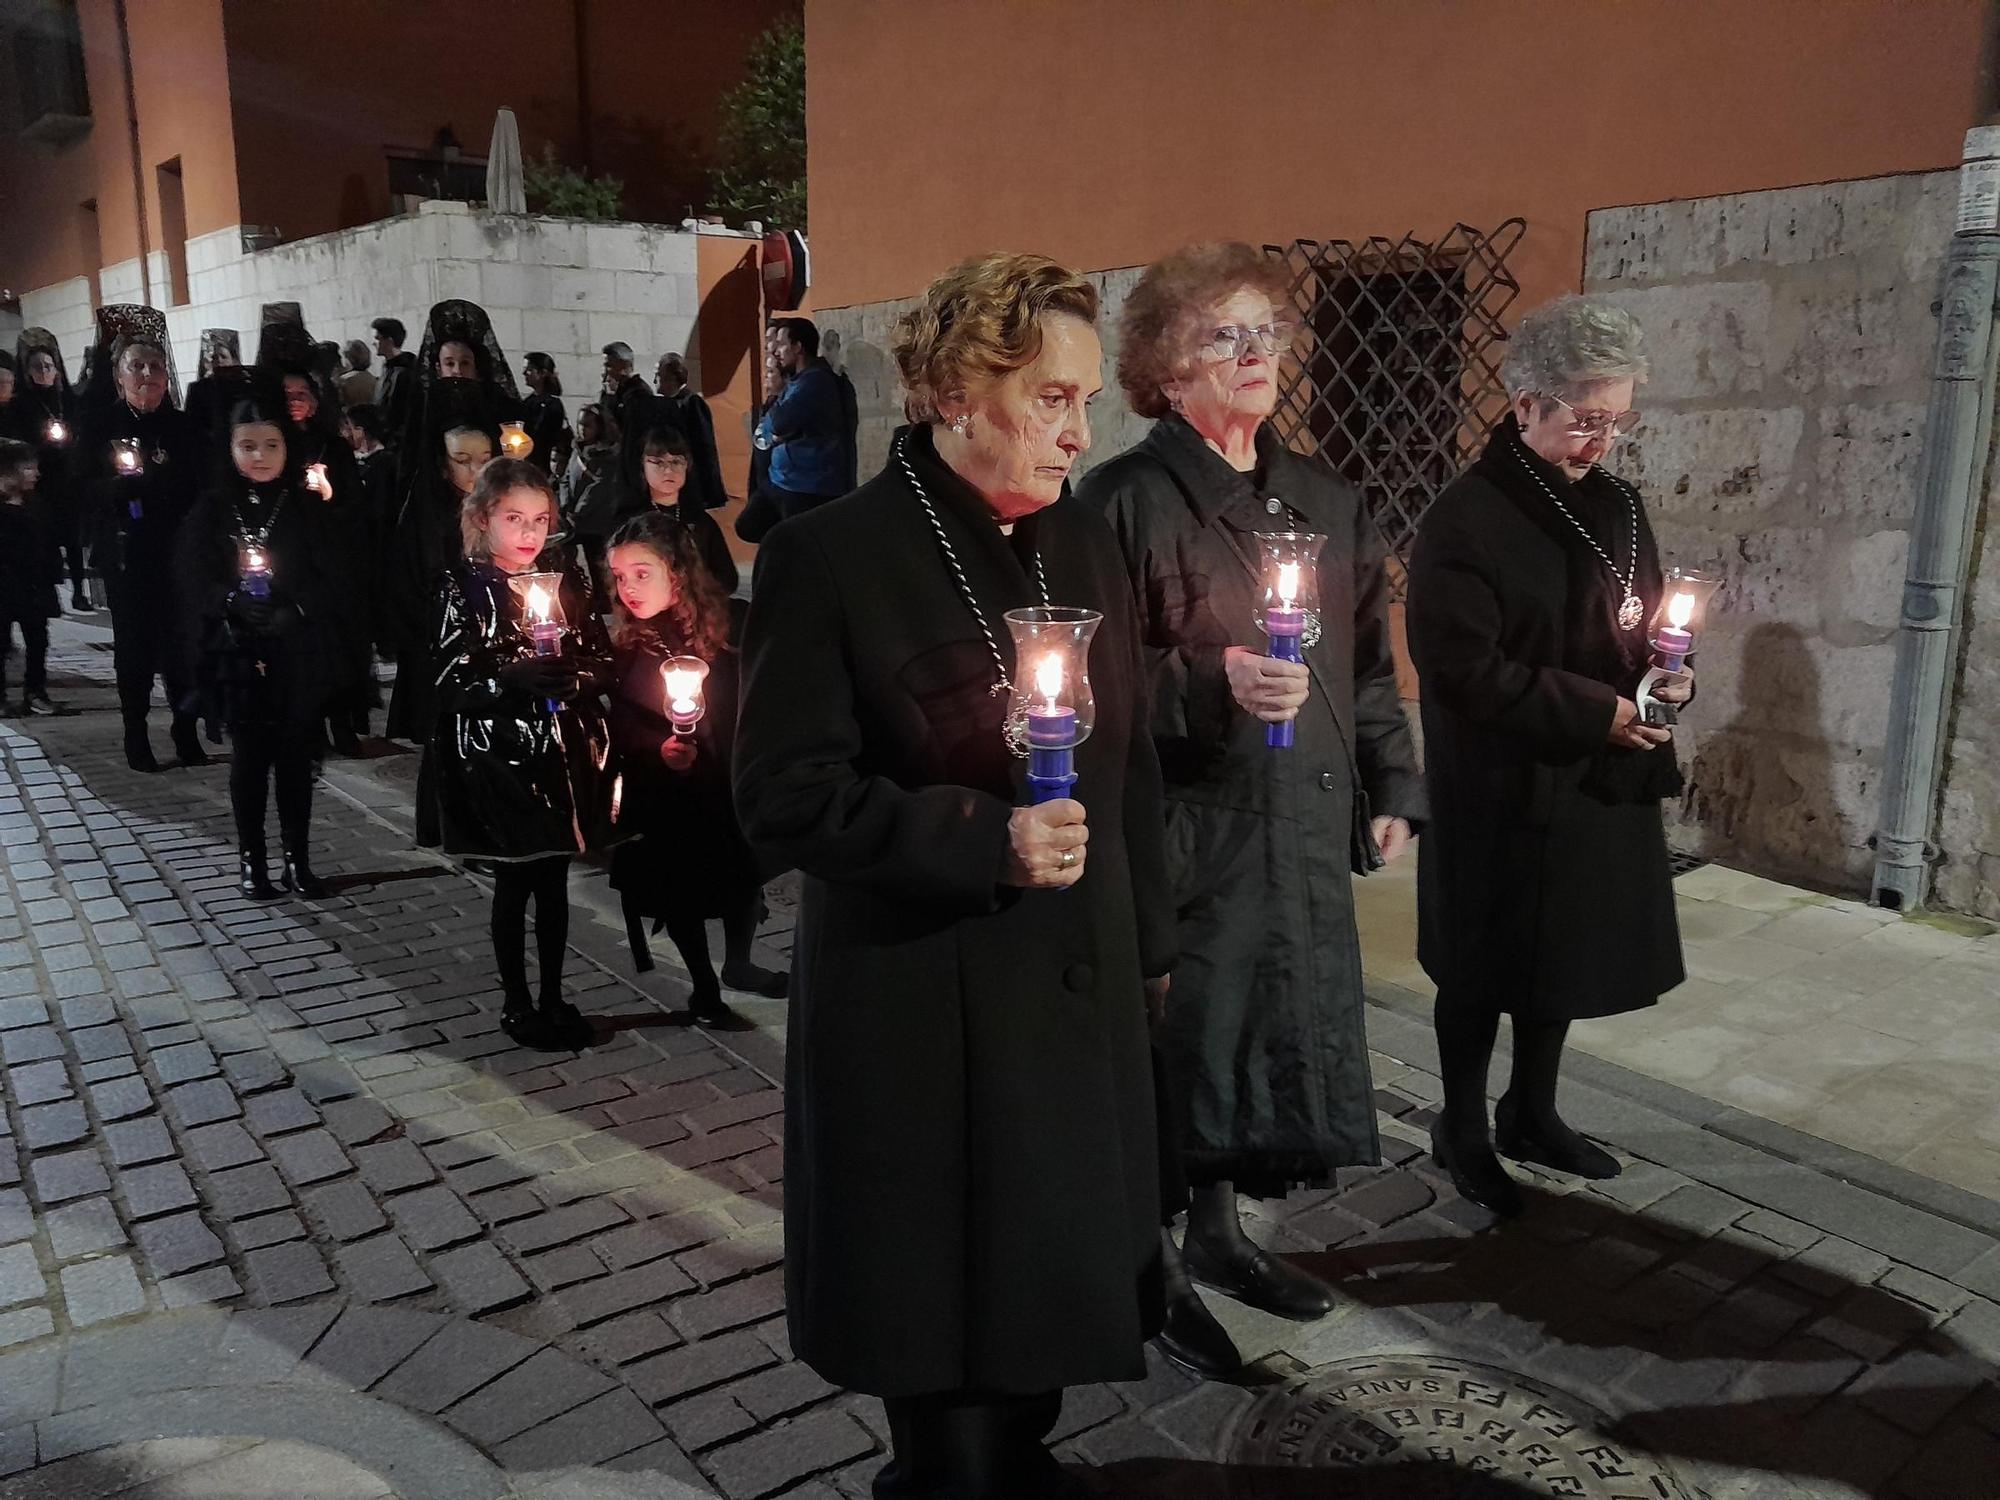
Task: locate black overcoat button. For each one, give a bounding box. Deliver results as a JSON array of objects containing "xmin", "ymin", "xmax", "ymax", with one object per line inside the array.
[
  {"xmin": 1318, "ymin": 771, "xmax": 1338, "ymax": 791},
  {"xmin": 1062, "ymin": 963, "xmax": 1095, "ymax": 994}
]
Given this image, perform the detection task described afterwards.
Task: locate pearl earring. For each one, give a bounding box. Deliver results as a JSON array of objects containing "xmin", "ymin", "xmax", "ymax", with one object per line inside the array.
[{"xmin": 948, "ymin": 414, "xmax": 971, "ymax": 436}]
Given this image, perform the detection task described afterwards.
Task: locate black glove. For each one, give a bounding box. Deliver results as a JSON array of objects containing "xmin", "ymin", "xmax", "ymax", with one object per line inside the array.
[
  {"xmin": 497, "ymin": 657, "xmax": 579, "ymax": 701},
  {"xmin": 226, "ymin": 590, "xmax": 277, "ymax": 634}
]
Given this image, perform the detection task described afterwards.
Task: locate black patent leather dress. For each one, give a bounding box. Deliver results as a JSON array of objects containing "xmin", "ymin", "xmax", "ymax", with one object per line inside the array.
[{"xmin": 415, "ymin": 551, "xmax": 627, "ymax": 862}]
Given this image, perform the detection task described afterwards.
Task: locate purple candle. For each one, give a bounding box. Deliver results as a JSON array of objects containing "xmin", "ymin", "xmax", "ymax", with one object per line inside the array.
[
  {"xmin": 1266, "ymin": 566, "xmax": 1305, "ymax": 751},
  {"xmin": 1026, "ymin": 655, "xmax": 1079, "ymax": 804}
]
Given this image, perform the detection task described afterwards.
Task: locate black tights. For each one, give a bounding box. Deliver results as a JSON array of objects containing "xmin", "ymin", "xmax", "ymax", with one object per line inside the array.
[
  {"xmin": 492, "ymin": 855, "xmax": 571, "ymax": 1010},
  {"xmin": 879, "ymin": 1389, "xmax": 1063, "ymax": 1499},
  {"xmin": 660, "ymin": 892, "xmax": 761, "ymax": 1001},
  {"xmin": 230, "ymin": 718, "xmax": 316, "ymax": 853},
  {"xmin": 1433, "ymin": 987, "xmax": 1572, "ymax": 1140}
]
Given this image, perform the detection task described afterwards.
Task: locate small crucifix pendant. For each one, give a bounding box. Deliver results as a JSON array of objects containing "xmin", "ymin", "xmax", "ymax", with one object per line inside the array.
[{"xmin": 1617, "ymin": 593, "xmax": 1644, "ymax": 632}]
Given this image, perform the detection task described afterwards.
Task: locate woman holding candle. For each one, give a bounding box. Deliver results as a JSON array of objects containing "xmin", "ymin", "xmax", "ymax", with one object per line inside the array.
[
  {"xmin": 604, "ymin": 510, "xmax": 784, "ymax": 1024},
  {"xmin": 181, "ymin": 387, "xmax": 336, "ymax": 898},
  {"xmin": 418, "ymin": 458, "xmax": 620, "ymax": 1051},
  {"xmin": 12, "ymin": 329, "xmax": 88, "ymax": 615},
  {"xmin": 0, "ymin": 438, "xmax": 63, "ymax": 716},
  {"xmin": 75, "ymin": 305, "xmax": 207, "ymax": 773},
  {"xmin": 735, "ymin": 253, "xmax": 1170, "ymax": 1499},
  {"xmin": 1079, "ymin": 242, "xmax": 1423, "ymax": 1374},
  {"xmin": 1408, "ymin": 295, "xmax": 1689, "ymax": 1218}
]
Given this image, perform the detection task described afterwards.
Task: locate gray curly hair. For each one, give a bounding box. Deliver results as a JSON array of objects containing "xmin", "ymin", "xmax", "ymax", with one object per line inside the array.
[{"xmin": 1500, "ymin": 294, "xmax": 1648, "ymax": 400}]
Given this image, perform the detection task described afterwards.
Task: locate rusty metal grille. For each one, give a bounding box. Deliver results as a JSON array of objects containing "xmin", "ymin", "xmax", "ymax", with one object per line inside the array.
[{"xmin": 1266, "ymin": 222, "xmax": 1526, "ymax": 593}]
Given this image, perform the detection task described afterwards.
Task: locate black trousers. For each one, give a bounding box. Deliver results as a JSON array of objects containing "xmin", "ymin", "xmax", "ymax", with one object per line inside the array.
[
  {"xmin": 101, "ymin": 569, "xmax": 191, "ymax": 727},
  {"xmin": 0, "ymin": 612, "xmax": 48, "ymax": 697},
  {"xmin": 229, "ymin": 716, "xmax": 316, "ymax": 853}
]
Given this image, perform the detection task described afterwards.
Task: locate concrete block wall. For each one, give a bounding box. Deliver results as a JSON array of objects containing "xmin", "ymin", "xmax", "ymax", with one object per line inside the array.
[
  {"xmin": 1584, "ymin": 170, "xmax": 1988, "ymax": 910},
  {"xmin": 18, "ymin": 203, "xmax": 715, "ymax": 423}
]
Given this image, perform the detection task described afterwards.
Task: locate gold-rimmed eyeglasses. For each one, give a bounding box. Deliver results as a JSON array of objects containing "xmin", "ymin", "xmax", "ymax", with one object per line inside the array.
[
  {"xmin": 1545, "ymin": 391, "xmax": 1641, "ymax": 440},
  {"xmin": 1198, "ymin": 322, "xmax": 1297, "ymax": 362}
]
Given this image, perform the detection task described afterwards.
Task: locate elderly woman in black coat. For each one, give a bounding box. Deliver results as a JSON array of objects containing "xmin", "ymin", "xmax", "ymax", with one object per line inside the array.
[
  {"xmin": 1407, "ymin": 294, "xmax": 1688, "ymax": 1219},
  {"xmin": 736, "ymin": 253, "xmax": 1171, "ymax": 1500},
  {"xmin": 1079, "ymin": 241, "xmax": 1424, "ymax": 1377}
]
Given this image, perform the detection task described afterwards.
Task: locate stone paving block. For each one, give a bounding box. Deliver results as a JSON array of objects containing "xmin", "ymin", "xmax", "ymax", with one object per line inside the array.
[
  {"xmin": 163, "ymin": 1077, "xmax": 240, "ymax": 1127},
  {"xmin": 1851, "ymin": 1345, "xmax": 1984, "ymax": 1435},
  {"xmin": 0, "ymin": 1305, "xmax": 54, "ymax": 1350},
  {"xmin": 206, "ymin": 1302, "xmax": 341, "ymax": 1385},
  {"xmin": 31, "ymin": 1148, "xmax": 110, "ymax": 1204},
  {"xmin": 429, "ymin": 1241, "xmax": 530, "ymax": 1315},
  {"xmin": 0, "ymin": 1027, "xmax": 62, "ymax": 1065},
  {"xmin": 59, "ymin": 1254, "xmax": 146, "ymax": 1325},
  {"xmin": 57, "ymin": 996, "xmax": 115, "ymax": 1029},
  {"xmin": 726, "ymin": 1361, "xmax": 839, "ymax": 1423},
  {"xmin": 103, "ymin": 1116, "xmax": 176, "ymax": 1169},
  {"xmin": 243, "ymin": 1087, "xmax": 317, "ymax": 1137},
  {"xmin": 148, "ymin": 1040, "xmax": 220, "ymax": 1085},
  {"xmin": 660, "ymin": 1387, "xmax": 757, "ymax": 1451},
  {"xmin": 46, "ymin": 1197, "xmax": 127, "ymax": 1260},
  {"xmin": 1811, "ymin": 1285, "xmax": 1941, "ymax": 1362},
  {"xmin": 87, "ymin": 1075, "xmax": 154, "ymax": 1123},
  {"xmin": 0, "ymin": 996, "xmax": 49, "ymax": 1031},
  {"xmin": 0, "ymin": 1242, "xmax": 44, "ymax": 1310},
  {"xmin": 220, "ymin": 1048, "xmax": 288, "ymax": 1094},
  {"xmin": 561, "ymin": 1260, "xmax": 698, "ymax": 1328},
  {"xmin": 445, "ymin": 1344, "xmax": 616, "ymax": 1446},
  {"xmin": 494, "ymin": 1386, "xmax": 670, "ymax": 1471},
  {"xmin": 232, "ymin": 1211, "xmax": 307, "ymax": 1251},
  {"xmin": 268, "ymin": 1128, "xmax": 351, "ymax": 1187},
  {"xmin": 0, "ymin": 1191, "xmax": 29, "ymax": 1247},
  {"xmin": 1877, "ymin": 1264, "xmax": 1974, "ymax": 1318},
  {"xmin": 321, "ymin": 1096, "xmax": 394, "ymax": 1146},
  {"xmin": 243, "ymin": 1240, "xmax": 334, "ymax": 1304},
  {"xmin": 70, "ymin": 1024, "xmax": 133, "ymax": 1065},
  {"xmin": 57, "ymin": 1309, "xmax": 231, "ymax": 1409},
  {"xmin": 627, "ymin": 1328, "xmax": 778, "ymax": 1405},
  {"xmin": 705, "ymin": 1408, "xmax": 874, "ymax": 1500},
  {"xmin": 307, "ymin": 1304, "xmax": 448, "ymax": 1389},
  {"xmin": 303, "ymin": 1179, "xmax": 388, "ymax": 1243},
  {"xmin": 185, "ymin": 1121, "xmax": 264, "ymax": 1173},
  {"xmin": 337, "ymin": 1233, "xmax": 435, "ymax": 1303},
  {"xmin": 500, "ymin": 1198, "xmax": 630, "ymax": 1255},
  {"xmin": 118, "ymin": 1162, "xmax": 198, "ymax": 1221},
  {"xmin": 11, "ymin": 1059, "xmax": 71, "ymax": 1106},
  {"xmin": 21, "ymin": 1100, "xmax": 89, "ymax": 1151},
  {"xmin": 378, "ymin": 1184, "xmax": 479, "ymax": 1255},
  {"xmin": 209, "ymin": 1163, "xmax": 290, "ymax": 1221},
  {"xmin": 134, "ymin": 1211, "xmax": 227, "ymax": 1278},
  {"xmin": 353, "ymin": 1137, "xmax": 434, "ymax": 1194}
]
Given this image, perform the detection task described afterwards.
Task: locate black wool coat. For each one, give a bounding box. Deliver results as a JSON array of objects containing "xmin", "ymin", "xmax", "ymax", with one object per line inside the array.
[
  {"xmin": 1080, "ymin": 417, "xmax": 1425, "ymax": 1191},
  {"xmin": 734, "ymin": 424, "xmax": 1173, "ymax": 1399},
  {"xmin": 1406, "ymin": 417, "xmax": 1685, "ymax": 1019}
]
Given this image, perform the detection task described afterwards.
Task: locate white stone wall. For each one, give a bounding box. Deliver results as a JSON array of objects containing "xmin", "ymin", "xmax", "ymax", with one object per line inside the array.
[
  {"xmin": 18, "ymin": 203, "xmax": 715, "ymax": 415},
  {"xmin": 1584, "ymin": 171, "xmax": 1982, "ymax": 909}
]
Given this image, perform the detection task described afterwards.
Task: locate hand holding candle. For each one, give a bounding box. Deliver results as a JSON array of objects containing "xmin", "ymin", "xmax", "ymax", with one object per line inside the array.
[
  {"xmin": 305, "ymin": 462, "xmax": 332, "ymax": 500},
  {"xmin": 1637, "ymin": 566, "xmax": 1722, "ymax": 727},
  {"xmin": 1253, "ymin": 530, "xmax": 1326, "ymax": 750}
]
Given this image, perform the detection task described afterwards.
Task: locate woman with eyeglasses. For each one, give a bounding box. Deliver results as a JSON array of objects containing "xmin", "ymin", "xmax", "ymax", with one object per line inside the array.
[
  {"xmin": 1407, "ymin": 294, "xmax": 1688, "ymax": 1221},
  {"xmin": 1079, "ymin": 242, "xmax": 1424, "ymax": 1379}
]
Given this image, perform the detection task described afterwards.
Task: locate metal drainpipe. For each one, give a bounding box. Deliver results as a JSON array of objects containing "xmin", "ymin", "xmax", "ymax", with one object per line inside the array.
[
  {"xmin": 113, "ymin": 0, "xmax": 152, "ymax": 307},
  {"xmin": 1872, "ymin": 125, "xmax": 2000, "ymax": 910}
]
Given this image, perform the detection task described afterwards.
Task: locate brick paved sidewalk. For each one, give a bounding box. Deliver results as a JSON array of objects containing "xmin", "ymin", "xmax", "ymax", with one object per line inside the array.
[{"xmin": 0, "ymin": 622, "xmax": 1994, "ymax": 1498}]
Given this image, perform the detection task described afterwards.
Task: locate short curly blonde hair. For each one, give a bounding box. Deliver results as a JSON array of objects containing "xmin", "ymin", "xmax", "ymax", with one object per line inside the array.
[
  {"xmin": 891, "ymin": 253, "xmax": 1098, "ymax": 423},
  {"xmin": 1117, "ymin": 242, "xmax": 1293, "ymax": 419}
]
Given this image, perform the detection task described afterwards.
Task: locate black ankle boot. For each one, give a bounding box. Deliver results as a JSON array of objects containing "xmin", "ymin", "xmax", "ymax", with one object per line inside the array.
[
  {"xmin": 1494, "ymin": 1093, "xmax": 1621, "ymax": 1179},
  {"xmin": 239, "ymin": 848, "xmax": 280, "ymax": 900},
  {"xmin": 124, "ymin": 728, "xmax": 160, "ymax": 773},
  {"xmin": 280, "ymin": 846, "xmax": 328, "ymax": 898},
  {"xmin": 171, "ymin": 715, "xmax": 209, "ymax": 767},
  {"xmin": 1429, "ymin": 1115, "xmax": 1524, "ymax": 1218}
]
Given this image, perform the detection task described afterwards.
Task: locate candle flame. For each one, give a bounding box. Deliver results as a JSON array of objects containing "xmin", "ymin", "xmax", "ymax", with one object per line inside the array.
[
  {"xmin": 1667, "ymin": 591, "xmax": 1696, "ymax": 630},
  {"xmin": 664, "ymin": 664, "xmax": 704, "ymax": 714},
  {"xmin": 245, "ymin": 546, "xmax": 266, "ymax": 570},
  {"xmin": 1277, "ymin": 561, "xmax": 1300, "ymax": 607},
  {"xmin": 47, "ymin": 421, "xmax": 65, "ymax": 443},
  {"xmin": 525, "ymin": 582, "xmax": 553, "ymax": 621},
  {"xmin": 1034, "ymin": 653, "xmax": 1065, "ymax": 709},
  {"xmin": 500, "ymin": 422, "xmax": 531, "ymax": 458}
]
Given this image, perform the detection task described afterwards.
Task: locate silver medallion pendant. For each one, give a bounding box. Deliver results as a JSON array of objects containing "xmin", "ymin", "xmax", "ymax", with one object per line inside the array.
[{"xmin": 1618, "ymin": 592, "xmax": 1644, "ymax": 632}]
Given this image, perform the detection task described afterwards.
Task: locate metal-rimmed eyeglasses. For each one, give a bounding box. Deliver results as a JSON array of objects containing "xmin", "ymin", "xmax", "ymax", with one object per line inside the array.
[
  {"xmin": 1545, "ymin": 391, "xmax": 1641, "ymax": 440},
  {"xmin": 1198, "ymin": 322, "xmax": 1298, "ymax": 362}
]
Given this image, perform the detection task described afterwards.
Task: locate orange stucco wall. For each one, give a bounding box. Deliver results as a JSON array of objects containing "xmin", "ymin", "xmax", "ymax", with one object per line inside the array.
[
  {"xmin": 805, "ymin": 0, "xmax": 1994, "ymax": 312},
  {"xmin": 0, "ymin": 0, "xmax": 238, "ymax": 293}
]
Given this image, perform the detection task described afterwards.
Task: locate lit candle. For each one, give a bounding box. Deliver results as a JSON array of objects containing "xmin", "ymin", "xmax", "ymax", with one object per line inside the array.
[
  {"xmin": 499, "ymin": 421, "xmax": 532, "ymax": 460},
  {"xmin": 241, "ymin": 543, "xmax": 272, "ymax": 600},
  {"xmin": 662, "ymin": 657, "xmax": 709, "ymax": 736},
  {"xmin": 1637, "ymin": 566, "xmax": 1723, "ymax": 727},
  {"xmin": 524, "ymin": 581, "xmax": 563, "ymax": 714},
  {"xmin": 1265, "ymin": 560, "xmax": 1305, "ymax": 751},
  {"xmin": 45, "ymin": 419, "xmax": 67, "ymax": 446},
  {"xmin": 111, "ymin": 437, "xmax": 144, "ymax": 521},
  {"xmin": 1025, "ymin": 652, "xmax": 1079, "ymax": 804},
  {"xmin": 1653, "ymin": 592, "xmax": 1697, "ymax": 672},
  {"xmin": 305, "ymin": 462, "xmax": 332, "ymax": 500}
]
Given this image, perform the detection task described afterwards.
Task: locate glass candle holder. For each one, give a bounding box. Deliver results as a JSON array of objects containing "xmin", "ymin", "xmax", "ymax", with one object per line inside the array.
[
  {"xmin": 239, "ymin": 541, "xmax": 273, "ymax": 600},
  {"xmin": 1638, "ymin": 563, "xmax": 1725, "ymax": 726},
  {"xmin": 507, "ymin": 572, "xmax": 569, "ymax": 712},
  {"xmin": 661, "ymin": 656, "xmax": 709, "ymax": 736},
  {"xmin": 305, "ymin": 462, "xmax": 332, "ymax": 499},
  {"xmin": 44, "ymin": 418, "xmax": 68, "ymax": 447},
  {"xmin": 1252, "ymin": 531, "xmax": 1326, "ymax": 749},
  {"xmin": 499, "ymin": 420, "xmax": 532, "ymax": 460},
  {"xmin": 1003, "ymin": 606, "xmax": 1102, "ymax": 803}
]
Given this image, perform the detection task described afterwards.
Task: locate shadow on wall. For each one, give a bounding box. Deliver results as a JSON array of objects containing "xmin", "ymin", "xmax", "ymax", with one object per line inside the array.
[{"xmin": 1681, "ymin": 622, "xmax": 1860, "ymax": 892}]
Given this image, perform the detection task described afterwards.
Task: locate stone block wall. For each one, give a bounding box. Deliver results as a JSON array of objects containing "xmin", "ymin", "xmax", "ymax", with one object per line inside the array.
[
  {"xmin": 18, "ymin": 203, "xmax": 722, "ymax": 422},
  {"xmin": 1584, "ymin": 170, "xmax": 1999, "ymax": 912}
]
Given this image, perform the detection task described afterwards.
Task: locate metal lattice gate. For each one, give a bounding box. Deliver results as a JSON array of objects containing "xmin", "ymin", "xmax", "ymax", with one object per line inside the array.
[{"xmin": 1266, "ymin": 222, "xmax": 1525, "ymax": 593}]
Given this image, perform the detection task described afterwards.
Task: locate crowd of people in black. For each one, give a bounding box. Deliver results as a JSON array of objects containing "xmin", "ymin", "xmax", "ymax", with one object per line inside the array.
[{"xmin": 0, "ymin": 250, "xmax": 1688, "ymax": 1498}]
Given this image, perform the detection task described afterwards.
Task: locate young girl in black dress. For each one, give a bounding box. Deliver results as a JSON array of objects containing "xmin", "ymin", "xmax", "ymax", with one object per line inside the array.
[
  {"xmin": 419, "ymin": 458, "xmax": 622, "ymax": 1050},
  {"xmin": 180, "ymin": 391, "xmax": 334, "ymax": 898},
  {"xmin": 605, "ymin": 510, "xmax": 784, "ymax": 1026}
]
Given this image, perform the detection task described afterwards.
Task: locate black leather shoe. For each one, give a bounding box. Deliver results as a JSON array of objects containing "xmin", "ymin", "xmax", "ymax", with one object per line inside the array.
[
  {"xmin": 239, "ymin": 851, "xmax": 280, "ymax": 900},
  {"xmin": 502, "ymin": 1002, "xmax": 565, "ymax": 1051},
  {"xmin": 540, "ymin": 996, "xmax": 595, "ymax": 1050},
  {"xmin": 720, "ymin": 961, "xmax": 790, "ymax": 998},
  {"xmin": 1495, "ymin": 1093, "xmax": 1621, "ymax": 1179},
  {"xmin": 171, "ymin": 717, "xmax": 209, "ymax": 767},
  {"xmin": 125, "ymin": 731, "xmax": 160, "ymax": 774},
  {"xmin": 1429, "ymin": 1119, "xmax": 1524, "ymax": 1218},
  {"xmin": 280, "ymin": 849, "xmax": 329, "ymax": 899},
  {"xmin": 1154, "ymin": 1289, "xmax": 1243, "ymax": 1379},
  {"xmin": 689, "ymin": 988, "xmax": 756, "ymax": 1031},
  {"xmin": 1183, "ymin": 1234, "xmax": 1336, "ymax": 1321}
]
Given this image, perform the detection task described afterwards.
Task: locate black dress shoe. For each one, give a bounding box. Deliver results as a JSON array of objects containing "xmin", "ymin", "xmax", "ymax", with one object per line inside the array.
[
  {"xmin": 1428, "ymin": 1120, "xmax": 1524, "ymax": 1218},
  {"xmin": 239, "ymin": 851, "xmax": 281, "ymax": 900},
  {"xmin": 280, "ymin": 849, "xmax": 329, "ymax": 899},
  {"xmin": 539, "ymin": 996, "xmax": 595, "ymax": 1050},
  {"xmin": 720, "ymin": 960, "xmax": 789, "ymax": 998},
  {"xmin": 1183, "ymin": 1234, "xmax": 1336, "ymax": 1321},
  {"xmin": 1154, "ymin": 1290, "xmax": 1243, "ymax": 1379},
  {"xmin": 689, "ymin": 990, "xmax": 757, "ymax": 1031},
  {"xmin": 125, "ymin": 732, "xmax": 161, "ymax": 774},
  {"xmin": 171, "ymin": 718, "xmax": 209, "ymax": 767},
  {"xmin": 1494, "ymin": 1093, "xmax": 1621, "ymax": 1179},
  {"xmin": 329, "ymin": 724, "xmax": 362, "ymax": 758},
  {"xmin": 502, "ymin": 1002, "xmax": 566, "ymax": 1051}
]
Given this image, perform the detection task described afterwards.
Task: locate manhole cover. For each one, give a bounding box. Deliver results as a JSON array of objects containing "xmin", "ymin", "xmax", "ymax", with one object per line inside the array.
[{"xmin": 1229, "ymin": 1355, "xmax": 1692, "ymax": 1498}]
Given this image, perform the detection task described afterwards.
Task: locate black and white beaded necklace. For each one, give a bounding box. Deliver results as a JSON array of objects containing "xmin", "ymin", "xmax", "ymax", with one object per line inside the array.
[
  {"xmin": 895, "ymin": 431, "xmax": 1050, "ymax": 701},
  {"xmin": 1510, "ymin": 442, "xmax": 1644, "ymax": 632}
]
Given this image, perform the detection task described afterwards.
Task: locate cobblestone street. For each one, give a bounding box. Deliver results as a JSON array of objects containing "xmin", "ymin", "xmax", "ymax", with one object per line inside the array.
[{"xmin": 0, "ymin": 621, "xmax": 1996, "ymax": 1499}]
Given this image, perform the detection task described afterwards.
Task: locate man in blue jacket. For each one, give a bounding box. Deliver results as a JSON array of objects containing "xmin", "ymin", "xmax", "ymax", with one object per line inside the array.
[{"xmin": 764, "ymin": 319, "xmax": 849, "ymax": 522}]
